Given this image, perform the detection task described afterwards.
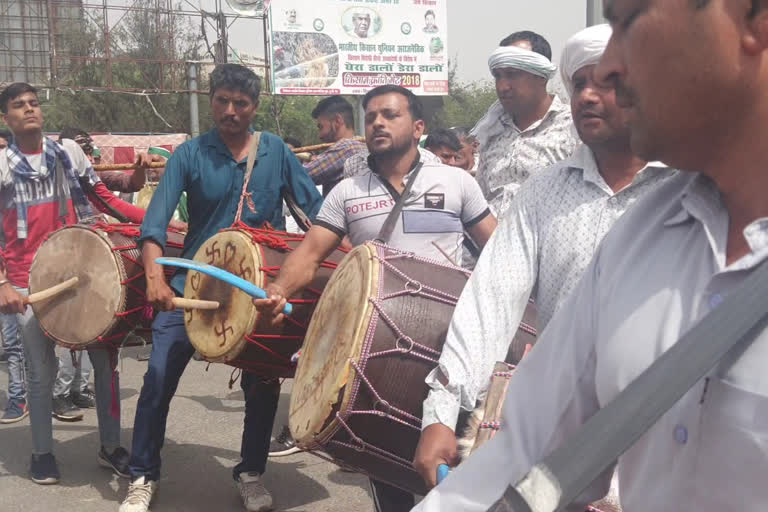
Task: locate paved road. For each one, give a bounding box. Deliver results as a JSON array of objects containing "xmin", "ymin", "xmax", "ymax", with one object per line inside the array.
[{"xmin": 0, "ymin": 347, "xmax": 375, "ymax": 512}]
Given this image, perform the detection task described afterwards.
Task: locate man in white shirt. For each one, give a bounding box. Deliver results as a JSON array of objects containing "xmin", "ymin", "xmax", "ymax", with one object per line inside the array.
[
  {"xmin": 413, "ymin": 1, "xmax": 768, "ymax": 510},
  {"xmin": 472, "ymin": 31, "xmax": 579, "ymax": 215},
  {"xmin": 254, "ymin": 85, "xmax": 497, "ymax": 512},
  {"xmin": 414, "ymin": 22, "xmax": 674, "ymax": 494}
]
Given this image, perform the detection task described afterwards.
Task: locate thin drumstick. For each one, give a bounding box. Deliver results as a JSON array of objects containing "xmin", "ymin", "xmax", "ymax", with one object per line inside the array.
[
  {"xmin": 92, "ymin": 162, "xmax": 166, "ymax": 172},
  {"xmin": 291, "ymin": 137, "xmax": 364, "ymax": 154},
  {"xmin": 25, "ymin": 277, "xmax": 79, "ymax": 305},
  {"xmin": 172, "ymin": 297, "xmax": 220, "ymax": 310}
]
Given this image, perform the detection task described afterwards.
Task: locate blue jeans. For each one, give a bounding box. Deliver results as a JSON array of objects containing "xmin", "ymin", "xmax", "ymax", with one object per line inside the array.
[
  {"xmin": 128, "ymin": 309, "xmax": 280, "ymax": 481},
  {"xmin": 2, "ymin": 312, "xmax": 25, "ymax": 402},
  {"xmin": 16, "ymin": 288, "xmax": 121, "ymax": 454},
  {"xmin": 54, "ymin": 348, "xmax": 92, "ymax": 396}
]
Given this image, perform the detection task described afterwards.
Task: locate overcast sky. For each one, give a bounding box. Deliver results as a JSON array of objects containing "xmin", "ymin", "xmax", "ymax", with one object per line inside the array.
[
  {"xmin": 219, "ymin": 0, "xmax": 592, "ymax": 84},
  {"xmin": 446, "ymin": 0, "xmax": 589, "ymax": 84}
]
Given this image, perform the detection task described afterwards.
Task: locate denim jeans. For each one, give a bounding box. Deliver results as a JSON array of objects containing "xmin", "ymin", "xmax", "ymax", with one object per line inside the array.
[
  {"xmin": 1, "ymin": 312, "xmax": 25, "ymax": 402},
  {"xmin": 54, "ymin": 348, "xmax": 92, "ymax": 397},
  {"xmin": 128, "ymin": 309, "xmax": 280, "ymax": 481},
  {"xmin": 17, "ymin": 287, "xmax": 121, "ymax": 455}
]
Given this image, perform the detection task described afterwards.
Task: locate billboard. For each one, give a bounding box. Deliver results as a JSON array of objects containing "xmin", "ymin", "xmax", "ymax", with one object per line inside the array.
[{"xmin": 268, "ymin": 0, "xmax": 448, "ymax": 96}]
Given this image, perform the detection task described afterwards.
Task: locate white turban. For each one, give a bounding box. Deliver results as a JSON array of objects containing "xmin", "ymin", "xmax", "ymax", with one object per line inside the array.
[
  {"xmin": 488, "ymin": 45, "xmax": 558, "ymax": 79},
  {"xmin": 560, "ymin": 24, "xmax": 612, "ymax": 96},
  {"xmin": 471, "ymin": 47, "xmax": 557, "ymax": 147}
]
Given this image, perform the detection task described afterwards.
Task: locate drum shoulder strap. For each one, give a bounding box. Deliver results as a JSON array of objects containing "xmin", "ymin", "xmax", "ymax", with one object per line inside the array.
[{"xmin": 375, "ymin": 161, "xmax": 424, "ymax": 244}]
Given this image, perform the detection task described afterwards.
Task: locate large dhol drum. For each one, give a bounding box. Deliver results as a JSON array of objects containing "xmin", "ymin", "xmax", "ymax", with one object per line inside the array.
[
  {"xmin": 29, "ymin": 223, "xmax": 185, "ymax": 349},
  {"xmin": 183, "ymin": 227, "xmax": 346, "ymax": 378},
  {"xmin": 290, "ymin": 242, "xmax": 538, "ymax": 495}
]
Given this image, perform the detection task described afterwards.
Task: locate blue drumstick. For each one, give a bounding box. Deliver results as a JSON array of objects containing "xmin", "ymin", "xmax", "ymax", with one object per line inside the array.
[
  {"xmin": 155, "ymin": 257, "xmax": 293, "ymax": 315},
  {"xmin": 437, "ymin": 464, "xmax": 451, "ymax": 484}
]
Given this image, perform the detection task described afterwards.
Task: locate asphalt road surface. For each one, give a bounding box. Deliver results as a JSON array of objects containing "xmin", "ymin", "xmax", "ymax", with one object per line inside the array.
[{"xmin": 0, "ymin": 346, "xmax": 375, "ymax": 512}]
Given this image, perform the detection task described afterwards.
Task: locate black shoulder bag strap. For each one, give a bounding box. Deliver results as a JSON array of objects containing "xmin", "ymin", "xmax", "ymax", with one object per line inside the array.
[{"xmin": 374, "ymin": 161, "xmax": 424, "ymax": 244}]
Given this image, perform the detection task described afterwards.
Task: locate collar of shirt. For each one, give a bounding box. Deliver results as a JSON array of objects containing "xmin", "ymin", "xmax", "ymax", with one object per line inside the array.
[
  {"xmin": 500, "ymin": 94, "xmax": 569, "ymax": 134},
  {"xmin": 565, "ymin": 144, "xmax": 670, "ymax": 196},
  {"xmin": 367, "ymin": 150, "xmax": 422, "ymax": 201},
  {"xmin": 202, "ymin": 127, "xmax": 263, "ymax": 163},
  {"xmin": 663, "ymin": 172, "xmax": 768, "ymax": 271}
]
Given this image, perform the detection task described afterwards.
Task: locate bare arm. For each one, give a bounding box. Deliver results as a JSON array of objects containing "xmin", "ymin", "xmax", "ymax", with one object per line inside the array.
[
  {"xmin": 0, "ymin": 267, "xmax": 25, "ymax": 314},
  {"xmin": 141, "ymin": 239, "xmax": 176, "ymax": 311},
  {"xmin": 254, "ymin": 225, "xmax": 342, "ymax": 324},
  {"xmin": 466, "ymin": 214, "xmax": 498, "ymax": 249}
]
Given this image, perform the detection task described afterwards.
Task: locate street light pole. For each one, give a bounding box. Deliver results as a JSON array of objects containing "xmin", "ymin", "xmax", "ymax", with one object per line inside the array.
[{"xmin": 587, "ymin": 0, "xmax": 605, "ymax": 26}]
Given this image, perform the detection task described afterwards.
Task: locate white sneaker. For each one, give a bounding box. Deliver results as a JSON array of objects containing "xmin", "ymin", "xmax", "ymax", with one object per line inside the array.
[
  {"xmin": 119, "ymin": 476, "xmax": 157, "ymax": 512},
  {"xmin": 237, "ymin": 472, "xmax": 273, "ymax": 512}
]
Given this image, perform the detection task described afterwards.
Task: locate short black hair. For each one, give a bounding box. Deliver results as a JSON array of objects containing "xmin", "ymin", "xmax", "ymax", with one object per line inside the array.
[
  {"xmin": 425, "ymin": 10, "xmax": 435, "ymax": 18},
  {"xmin": 58, "ymin": 126, "xmax": 89, "ymax": 143},
  {"xmin": 499, "ymin": 31, "xmax": 552, "ymax": 61},
  {"xmin": 0, "ymin": 82, "xmax": 38, "ymax": 114},
  {"xmin": 209, "ymin": 64, "xmax": 262, "ymax": 103},
  {"xmin": 362, "ymin": 85, "xmax": 424, "ymax": 121},
  {"xmin": 283, "ymin": 136, "xmax": 302, "ymax": 148},
  {"xmin": 449, "ymin": 126, "xmax": 477, "ymax": 145},
  {"xmin": 312, "ymin": 96, "xmax": 355, "ymax": 128},
  {"xmin": 425, "ymin": 129, "xmax": 461, "ymax": 152},
  {"xmin": 0, "ymin": 129, "xmax": 11, "ymax": 142}
]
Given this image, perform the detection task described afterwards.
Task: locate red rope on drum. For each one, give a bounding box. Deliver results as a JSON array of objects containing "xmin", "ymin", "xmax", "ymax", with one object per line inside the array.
[{"xmin": 244, "ymin": 335, "xmax": 292, "ymax": 363}]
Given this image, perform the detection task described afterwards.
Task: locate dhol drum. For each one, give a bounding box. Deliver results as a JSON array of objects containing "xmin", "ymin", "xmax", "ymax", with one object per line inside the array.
[
  {"xmin": 289, "ymin": 242, "xmax": 538, "ymax": 495},
  {"xmin": 183, "ymin": 226, "xmax": 346, "ymax": 378},
  {"xmin": 29, "ymin": 222, "xmax": 185, "ymax": 349}
]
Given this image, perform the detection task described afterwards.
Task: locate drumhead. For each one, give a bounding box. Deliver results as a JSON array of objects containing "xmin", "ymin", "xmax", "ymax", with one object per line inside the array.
[
  {"xmin": 29, "ymin": 225, "xmax": 124, "ymax": 346},
  {"xmin": 184, "ymin": 230, "xmax": 262, "ymax": 361},
  {"xmin": 290, "ymin": 243, "xmax": 379, "ymax": 445}
]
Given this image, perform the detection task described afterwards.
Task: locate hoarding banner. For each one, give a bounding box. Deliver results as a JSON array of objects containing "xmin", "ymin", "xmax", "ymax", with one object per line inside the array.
[{"xmin": 269, "ymin": 0, "xmax": 448, "ymax": 96}]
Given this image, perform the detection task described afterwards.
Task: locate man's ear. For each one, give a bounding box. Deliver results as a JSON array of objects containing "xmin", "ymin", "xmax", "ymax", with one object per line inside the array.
[
  {"xmin": 414, "ymin": 119, "xmax": 426, "ymax": 140},
  {"xmin": 743, "ymin": 0, "xmax": 768, "ymax": 55}
]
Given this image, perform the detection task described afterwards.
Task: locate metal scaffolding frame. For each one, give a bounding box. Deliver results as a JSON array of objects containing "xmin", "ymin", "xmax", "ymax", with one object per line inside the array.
[{"xmin": 0, "ymin": 0, "xmax": 269, "ymax": 94}]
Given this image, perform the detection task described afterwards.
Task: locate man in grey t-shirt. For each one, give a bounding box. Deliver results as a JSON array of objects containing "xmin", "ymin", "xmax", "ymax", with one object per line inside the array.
[{"xmin": 254, "ymin": 85, "xmax": 497, "ymax": 512}]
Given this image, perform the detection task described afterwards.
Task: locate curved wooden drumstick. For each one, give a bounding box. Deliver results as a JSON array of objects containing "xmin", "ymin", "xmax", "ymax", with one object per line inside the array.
[
  {"xmin": 172, "ymin": 297, "xmax": 220, "ymax": 310},
  {"xmin": 25, "ymin": 277, "xmax": 79, "ymax": 305}
]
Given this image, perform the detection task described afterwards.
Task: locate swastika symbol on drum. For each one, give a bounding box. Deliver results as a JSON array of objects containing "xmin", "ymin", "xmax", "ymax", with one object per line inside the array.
[
  {"xmin": 205, "ymin": 241, "xmax": 221, "ymax": 264},
  {"xmin": 215, "ymin": 320, "xmax": 234, "ymax": 346},
  {"xmin": 185, "ymin": 303, "xmax": 194, "ymax": 323},
  {"xmin": 190, "ymin": 272, "xmax": 201, "ymax": 291},
  {"xmin": 224, "ymin": 242, "xmax": 237, "ymax": 267},
  {"xmin": 238, "ymin": 256, "xmax": 253, "ymax": 280}
]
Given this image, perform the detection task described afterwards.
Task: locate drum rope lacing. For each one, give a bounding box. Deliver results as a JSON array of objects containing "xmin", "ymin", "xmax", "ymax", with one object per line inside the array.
[
  {"xmin": 93, "ymin": 222, "xmax": 184, "ymax": 347},
  {"xmin": 324, "ymin": 244, "xmax": 467, "ymax": 472}
]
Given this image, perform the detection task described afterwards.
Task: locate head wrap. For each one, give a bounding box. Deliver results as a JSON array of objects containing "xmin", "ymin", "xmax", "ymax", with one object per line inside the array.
[
  {"xmin": 471, "ymin": 46, "xmax": 558, "ymax": 147},
  {"xmin": 488, "ymin": 45, "xmax": 557, "ymax": 79},
  {"xmin": 560, "ymin": 24, "xmax": 612, "ymax": 96}
]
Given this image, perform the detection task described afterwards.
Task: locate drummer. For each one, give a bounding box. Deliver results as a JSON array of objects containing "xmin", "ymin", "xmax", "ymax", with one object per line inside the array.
[
  {"xmin": 121, "ymin": 63, "xmax": 322, "ymax": 512},
  {"xmin": 253, "ymin": 84, "xmax": 497, "ymax": 512},
  {"xmin": 412, "ymin": 24, "xmax": 676, "ymax": 499},
  {"xmin": 0, "ymin": 82, "xmax": 152, "ymax": 485}
]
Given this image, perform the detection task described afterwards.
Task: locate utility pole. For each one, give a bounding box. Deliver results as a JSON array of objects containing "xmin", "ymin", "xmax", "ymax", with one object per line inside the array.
[
  {"xmin": 188, "ymin": 62, "xmax": 200, "ymax": 138},
  {"xmin": 587, "ymin": 0, "xmax": 605, "ymax": 26}
]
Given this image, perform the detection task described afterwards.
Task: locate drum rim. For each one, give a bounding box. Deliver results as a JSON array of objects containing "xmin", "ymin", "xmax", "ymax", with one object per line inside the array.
[
  {"xmin": 29, "ymin": 224, "xmax": 128, "ymax": 347},
  {"xmin": 184, "ymin": 229, "xmax": 262, "ymax": 360},
  {"xmin": 290, "ymin": 242, "xmax": 380, "ymax": 446}
]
